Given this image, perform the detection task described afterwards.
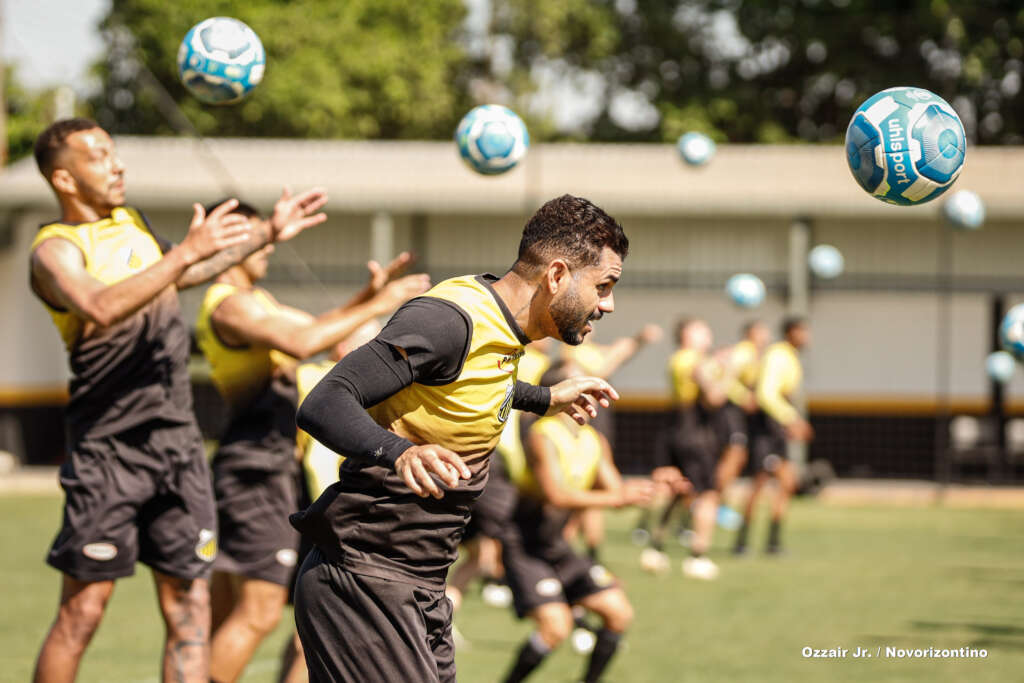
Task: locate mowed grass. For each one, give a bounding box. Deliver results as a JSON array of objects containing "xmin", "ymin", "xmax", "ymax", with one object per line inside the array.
[{"xmin": 2, "ymin": 493, "xmax": 1024, "ymax": 682}]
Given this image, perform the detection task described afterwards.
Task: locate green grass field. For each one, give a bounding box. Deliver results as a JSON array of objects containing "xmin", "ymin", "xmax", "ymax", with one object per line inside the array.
[{"xmin": 2, "ymin": 494, "xmax": 1023, "ymax": 682}]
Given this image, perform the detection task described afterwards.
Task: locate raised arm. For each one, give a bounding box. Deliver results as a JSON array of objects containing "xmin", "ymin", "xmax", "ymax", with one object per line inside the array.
[
  {"xmin": 175, "ymin": 187, "xmax": 328, "ymax": 290},
  {"xmin": 212, "ymin": 274, "xmax": 430, "ymax": 360},
  {"xmin": 32, "ymin": 202, "xmax": 250, "ymax": 328}
]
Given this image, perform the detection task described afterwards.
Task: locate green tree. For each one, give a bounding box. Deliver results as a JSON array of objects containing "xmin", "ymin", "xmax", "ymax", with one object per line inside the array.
[
  {"xmin": 3, "ymin": 66, "xmax": 72, "ymax": 164},
  {"xmin": 491, "ymin": 0, "xmax": 1024, "ymax": 144},
  {"xmin": 92, "ymin": 0, "xmax": 475, "ymax": 139}
]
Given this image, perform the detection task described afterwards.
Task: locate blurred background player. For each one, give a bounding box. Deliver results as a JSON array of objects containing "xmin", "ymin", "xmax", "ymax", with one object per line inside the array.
[
  {"xmin": 28, "ymin": 118, "xmax": 325, "ymax": 683},
  {"xmin": 562, "ymin": 324, "xmax": 663, "ymax": 562},
  {"xmin": 733, "ymin": 317, "xmax": 814, "ymax": 555},
  {"xmin": 500, "ymin": 361, "xmax": 654, "ymax": 683},
  {"xmin": 643, "ymin": 318, "xmax": 726, "ymax": 580},
  {"xmin": 194, "ymin": 207, "xmax": 427, "ymax": 683},
  {"xmin": 713, "ymin": 321, "xmax": 772, "ymax": 512}
]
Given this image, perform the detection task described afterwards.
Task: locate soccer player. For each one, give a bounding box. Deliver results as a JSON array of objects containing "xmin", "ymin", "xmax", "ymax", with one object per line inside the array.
[
  {"xmin": 500, "ymin": 360, "xmax": 653, "ymax": 683},
  {"xmin": 28, "ymin": 118, "xmax": 326, "ymax": 683},
  {"xmin": 645, "ymin": 318, "xmax": 726, "ymax": 580},
  {"xmin": 291, "ymin": 194, "xmax": 628, "ymax": 682},
  {"xmin": 194, "ymin": 200, "xmax": 427, "ymax": 683},
  {"xmin": 733, "ymin": 317, "xmax": 814, "ymax": 555},
  {"xmin": 714, "ymin": 320, "xmax": 771, "ymax": 497}
]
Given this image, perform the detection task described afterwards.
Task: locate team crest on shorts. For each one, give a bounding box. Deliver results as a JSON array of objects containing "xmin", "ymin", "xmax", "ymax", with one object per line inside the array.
[
  {"xmin": 276, "ymin": 548, "xmax": 298, "ymax": 567},
  {"xmin": 589, "ymin": 564, "xmax": 614, "ymax": 587},
  {"xmin": 195, "ymin": 529, "xmax": 217, "ymax": 562},
  {"xmin": 535, "ymin": 577, "xmax": 562, "ymax": 597},
  {"xmin": 82, "ymin": 542, "xmax": 118, "ymax": 561}
]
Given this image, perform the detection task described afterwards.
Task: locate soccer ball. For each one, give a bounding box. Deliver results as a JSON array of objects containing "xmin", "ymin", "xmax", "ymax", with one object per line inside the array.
[
  {"xmin": 454, "ymin": 105, "xmax": 529, "ymax": 175},
  {"xmin": 677, "ymin": 132, "xmax": 716, "ymax": 166},
  {"xmin": 942, "ymin": 189, "xmax": 986, "ymax": 230},
  {"xmin": 999, "ymin": 304, "xmax": 1024, "ymax": 360},
  {"xmin": 845, "ymin": 86, "xmax": 966, "ymax": 205},
  {"xmin": 726, "ymin": 274, "xmax": 765, "ymax": 309},
  {"xmin": 808, "ymin": 244, "xmax": 844, "ymax": 279},
  {"xmin": 986, "ymin": 351, "xmax": 1016, "ymax": 384},
  {"xmin": 177, "ymin": 17, "xmax": 265, "ymax": 105}
]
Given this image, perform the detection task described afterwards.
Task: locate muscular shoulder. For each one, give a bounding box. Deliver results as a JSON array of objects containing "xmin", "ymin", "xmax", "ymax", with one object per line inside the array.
[{"xmin": 376, "ymin": 297, "xmax": 472, "ymax": 384}]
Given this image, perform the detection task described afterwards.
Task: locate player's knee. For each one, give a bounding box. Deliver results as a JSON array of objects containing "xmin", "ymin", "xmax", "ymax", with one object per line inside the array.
[
  {"xmin": 601, "ymin": 595, "xmax": 634, "ymax": 633},
  {"xmin": 59, "ymin": 596, "xmax": 108, "ymax": 646},
  {"xmin": 537, "ymin": 608, "xmax": 573, "ymax": 646},
  {"xmin": 246, "ymin": 600, "xmax": 284, "ymax": 636}
]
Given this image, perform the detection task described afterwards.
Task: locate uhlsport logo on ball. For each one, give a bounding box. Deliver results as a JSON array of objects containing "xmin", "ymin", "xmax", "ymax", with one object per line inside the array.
[
  {"xmin": 845, "ymin": 86, "xmax": 966, "ymax": 206},
  {"xmin": 178, "ymin": 17, "xmax": 265, "ymax": 105},
  {"xmin": 455, "ymin": 105, "xmax": 530, "ymax": 176}
]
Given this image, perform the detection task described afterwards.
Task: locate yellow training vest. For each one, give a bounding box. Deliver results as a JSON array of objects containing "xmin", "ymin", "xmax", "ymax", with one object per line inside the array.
[
  {"xmin": 514, "ymin": 416, "xmax": 603, "ymax": 498},
  {"xmin": 668, "ymin": 348, "xmax": 701, "ymax": 405},
  {"xmin": 497, "ymin": 344, "xmax": 551, "ymax": 483},
  {"xmin": 296, "ymin": 359, "xmax": 345, "ymax": 499}
]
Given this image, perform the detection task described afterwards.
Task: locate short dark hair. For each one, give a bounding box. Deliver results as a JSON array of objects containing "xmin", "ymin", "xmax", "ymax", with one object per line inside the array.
[
  {"xmin": 34, "ymin": 118, "xmax": 102, "ymax": 179},
  {"xmin": 781, "ymin": 316, "xmax": 806, "ymax": 337},
  {"xmin": 741, "ymin": 319, "xmax": 764, "ymax": 337},
  {"xmin": 203, "ymin": 198, "xmax": 262, "ymax": 220},
  {"xmin": 515, "ymin": 195, "xmax": 628, "ymax": 272},
  {"xmin": 675, "ymin": 317, "xmax": 696, "ymax": 341}
]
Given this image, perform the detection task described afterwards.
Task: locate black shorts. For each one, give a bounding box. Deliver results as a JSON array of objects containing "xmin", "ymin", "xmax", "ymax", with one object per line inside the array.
[
  {"xmin": 464, "ymin": 455, "xmax": 518, "ymax": 543},
  {"xmin": 715, "ymin": 403, "xmax": 749, "ymax": 448},
  {"xmin": 749, "ymin": 411, "xmax": 788, "ymax": 473},
  {"xmin": 656, "ymin": 410, "xmax": 719, "ymax": 493},
  {"xmin": 503, "ymin": 505, "xmax": 616, "ymax": 618},
  {"xmin": 294, "ymin": 547, "xmax": 455, "ymax": 683},
  {"xmin": 212, "ymin": 461, "xmax": 301, "ymax": 586},
  {"xmin": 47, "ymin": 420, "xmax": 217, "ymax": 583}
]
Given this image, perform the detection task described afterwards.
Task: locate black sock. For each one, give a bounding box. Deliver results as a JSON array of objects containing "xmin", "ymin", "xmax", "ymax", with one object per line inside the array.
[
  {"xmin": 583, "ymin": 628, "xmax": 623, "ymax": 683},
  {"xmin": 768, "ymin": 519, "xmax": 781, "ymax": 548},
  {"xmin": 735, "ymin": 520, "xmax": 749, "ymax": 549},
  {"xmin": 587, "ymin": 544, "xmax": 600, "ymax": 562},
  {"xmin": 503, "ymin": 632, "xmax": 551, "ymax": 683}
]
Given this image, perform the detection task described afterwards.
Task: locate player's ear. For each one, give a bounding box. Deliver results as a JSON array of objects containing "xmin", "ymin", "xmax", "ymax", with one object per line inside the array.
[
  {"xmin": 50, "ymin": 168, "xmax": 77, "ymax": 196},
  {"xmin": 545, "ymin": 259, "xmax": 570, "ymax": 294}
]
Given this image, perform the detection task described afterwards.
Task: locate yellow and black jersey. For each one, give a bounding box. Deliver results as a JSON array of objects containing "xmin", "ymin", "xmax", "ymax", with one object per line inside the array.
[
  {"xmin": 724, "ymin": 339, "xmax": 760, "ymax": 407},
  {"xmin": 296, "ymin": 359, "xmax": 344, "ymax": 500},
  {"xmin": 29, "ymin": 207, "xmax": 194, "ymax": 440},
  {"xmin": 497, "ymin": 343, "xmax": 551, "ymax": 486},
  {"xmin": 513, "ymin": 415, "xmax": 603, "ymax": 500},
  {"xmin": 757, "ymin": 341, "xmax": 803, "ymax": 425},
  {"xmin": 195, "ymin": 282, "xmax": 298, "ymax": 470},
  {"xmin": 668, "ymin": 348, "xmax": 702, "ymax": 405}
]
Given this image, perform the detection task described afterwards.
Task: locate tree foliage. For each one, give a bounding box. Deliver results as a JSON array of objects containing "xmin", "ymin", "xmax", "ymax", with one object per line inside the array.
[{"xmin": 92, "ymin": 0, "xmax": 474, "ymax": 139}]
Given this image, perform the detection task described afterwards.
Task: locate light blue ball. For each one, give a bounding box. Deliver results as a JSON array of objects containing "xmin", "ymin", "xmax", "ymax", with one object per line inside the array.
[
  {"xmin": 178, "ymin": 17, "xmax": 265, "ymax": 105},
  {"xmin": 845, "ymin": 86, "xmax": 966, "ymax": 206},
  {"xmin": 986, "ymin": 351, "xmax": 1016, "ymax": 384},
  {"xmin": 726, "ymin": 273, "xmax": 765, "ymax": 308},
  {"xmin": 455, "ymin": 105, "xmax": 530, "ymax": 176},
  {"xmin": 808, "ymin": 244, "xmax": 844, "ymax": 279},
  {"xmin": 999, "ymin": 304, "xmax": 1024, "ymax": 361},
  {"xmin": 677, "ymin": 132, "xmax": 716, "ymax": 166},
  {"xmin": 942, "ymin": 189, "xmax": 986, "ymax": 230}
]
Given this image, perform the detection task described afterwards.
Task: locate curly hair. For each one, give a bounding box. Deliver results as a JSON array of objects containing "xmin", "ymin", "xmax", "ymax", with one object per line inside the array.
[
  {"xmin": 515, "ymin": 194, "xmax": 629, "ymax": 273},
  {"xmin": 34, "ymin": 118, "xmax": 102, "ymax": 179}
]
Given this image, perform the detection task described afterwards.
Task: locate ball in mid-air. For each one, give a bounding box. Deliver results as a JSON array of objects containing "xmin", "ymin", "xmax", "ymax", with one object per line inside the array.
[
  {"xmin": 986, "ymin": 351, "xmax": 1016, "ymax": 384},
  {"xmin": 677, "ymin": 132, "xmax": 716, "ymax": 166},
  {"xmin": 178, "ymin": 17, "xmax": 265, "ymax": 105},
  {"xmin": 808, "ymin": 244, "xmax": 844, "ymax": 279},
  {"xmin": 845, "ymin": 87, "xmax": 966, "ymax": 206},
  {"xmin": 455, "ymin": 105, "xmax": 529, "ymax": 175},
  {"xmin": 942, "ymin": 189, "xmax": 986, "ymax": 230},
  {"xmin": 1000, "ymin": 304, "xmax": 1024, "ymax": 361},
  {"xmin": 726, "ymin": 273, "xmax": 765, "ymax": 308}
]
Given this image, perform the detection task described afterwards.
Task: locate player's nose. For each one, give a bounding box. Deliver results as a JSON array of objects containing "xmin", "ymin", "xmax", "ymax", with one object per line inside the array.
[{"xmin": 599, "ymin": 292, "xmax": 615, "ymax": 314}]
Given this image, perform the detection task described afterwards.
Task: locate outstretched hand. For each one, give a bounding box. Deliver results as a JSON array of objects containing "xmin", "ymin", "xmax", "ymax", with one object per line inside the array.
[
  {"xmin": 394, "ymin": 444, "xmax": 472, "ymax": 499},
  {"xmin": 181, "ymin": 199, "xmax": 252, "ymax": 262},
  {"xmin": 546, "ymin": 376, "xmax": 620, "ymax": 424},
  {"xmin": 270, "ymin": 186, "xmax": 328, "ymax": 242},
  {"xmin": 367, "ymin": 252, "xmax": 416, "ymax": 293}
]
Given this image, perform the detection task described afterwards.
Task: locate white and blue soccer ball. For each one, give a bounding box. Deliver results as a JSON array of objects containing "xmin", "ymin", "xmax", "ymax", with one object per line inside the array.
[
  {"xmin": 942, "ymin": 189, "xmax": 986, "ymax": 230},
  {"xmin": 677, "ymin": 132, "xmax": 716, "ymax": 166},
  {"xmin": 808, "ymin": 244, "xmax": 844, "ymax": 279},
  {"xmin": 726, "ymin": 273, "xmax": 765, "ymax": 309},
  {"xmin": 178, "ymin": 17, "xmax": 265, "ymax": 105},
  {"xmin": 986, "ymin": 351, "xmax": 1016, "ymax": 384},
  {"xmin": 455, "ymin": 105, "xmax": 530, "ymax": 175},
  {"xmin": 1000, "ymin": 304, "xmax": 1024, "ymax": 361},
  {"xmin": 845, "ymin": 86, "xmax": 966, "ymax": 206}
]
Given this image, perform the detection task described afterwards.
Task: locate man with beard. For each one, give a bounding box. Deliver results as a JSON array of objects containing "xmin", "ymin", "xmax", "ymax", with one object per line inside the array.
[
  {"xmin": 291, "ymin": 194, "xmax": 628, "ymax": 682},
  {"xmin": 29, "ymin": 118, "xmax": 326, "ymax": 682}
]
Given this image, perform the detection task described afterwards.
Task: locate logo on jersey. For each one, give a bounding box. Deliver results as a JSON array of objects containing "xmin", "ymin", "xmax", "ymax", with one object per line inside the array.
[
  {"xmin": 117, "ymin": 246, "xmax": 142, "ymax": 270},
  {"xmin": 589, "ymin": 564, "xmax": 614, "ymax": 587},
  {"xmin": 498, "ymin": 348, "xmax": 525, "ymax": 373},
  {"xmin": 82, "ymin": 542, "xmax": 118, "ymax": 561},
  {"xmin": 497, "ymin": 383, "xmax": 515, "ymax": 424},
  {"xmin": 195, "ymin": 528, "xmax": 217, "ymax": 562},
  {"xmin": 276, "ymin": 548, "xmax": 298, "ymax": 567},
  {"xmin": 535, "ymin": 577, "xmax": 562, "ymax": 597}
]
